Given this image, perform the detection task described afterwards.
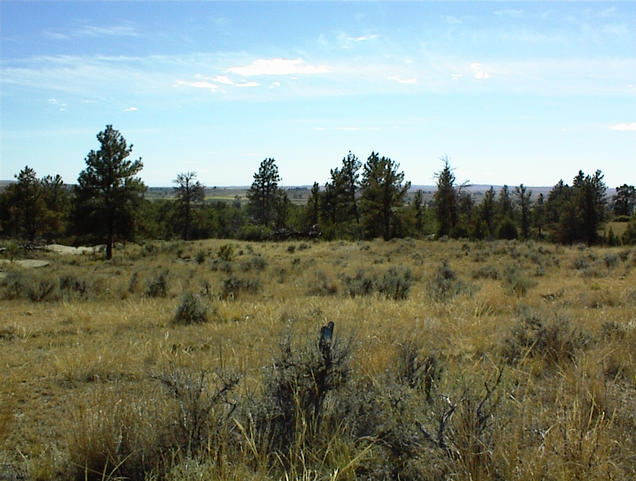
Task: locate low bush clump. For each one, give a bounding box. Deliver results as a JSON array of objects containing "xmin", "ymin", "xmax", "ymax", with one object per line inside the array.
[
  {"xmin": 502, "ymin": 265, "xmax": 537, "ymax": 297},
  {"xmin": 503, "ymin": 311, "xmax": 591, "ymax": 367},
  {"xmin": 429, "ymin": 260, "xmax": 470, "ymax": 301},
  {"xmin": 145, "ymin": 269, "xmax": 168, "ymax": 297},
  {"xmin": 307, "ymin": 270, "xmax": 338, "ymax": 296},
  {"xmin": 377, "ymin": 266, "xmax": 413, "ymax": 300},
  {"xmin": 1, "ymin": 270, "xmax": 60, "ymax": 302},
  {"xmin": 471, "ymin": 264, "xmax": 500, "ymax": 280},
  {"xmin": 217, "ymin": 244, "xmax": 235, "ymax": 262},
  {"xmin": 221, "ymin": 275, "xmax": 261, "ymax": 300},
  {"xmin": 173, "ymin": 292, "xmax": 209, "ymax": 324}
]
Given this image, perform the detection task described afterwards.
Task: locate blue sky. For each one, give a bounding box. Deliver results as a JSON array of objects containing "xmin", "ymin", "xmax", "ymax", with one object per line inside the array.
[{"xmin": 1, "ymin": 1, "xmax": 635, "ymax": 188}]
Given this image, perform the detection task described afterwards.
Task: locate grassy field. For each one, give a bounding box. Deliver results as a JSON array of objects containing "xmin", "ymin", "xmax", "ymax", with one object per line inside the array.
[{"xmin": 0, "ymin": 239, "xmax": 634, "ymax": 480}]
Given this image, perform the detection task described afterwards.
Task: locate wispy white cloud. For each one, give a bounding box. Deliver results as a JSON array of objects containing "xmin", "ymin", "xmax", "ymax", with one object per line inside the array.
[
  {"xmin": 349, "ymin": 34, "xmax": 378, "ymax": 42},
  {"xmin": 609, "ymin": 122, "xmax": 636, "ymax": 131},
  {"xmin": 123, "ymin": 106, "xmax": 138, "ymax": 112},
  {"xmin": 494, "ymin": 9, "xmax": 524, "ymax": 18},
  {"xmin": 387, "ymin": 75, "xmax": 417, "ymax": 85},
  {"xmin": 47, "ymin": 98, "xmax": 67, "ymax": 111},
  {"xmin": 212, "ymin": 75, "xmax": 234, "ymax": 85},
  {"xmin": 227, "ymin": 58, "xmax": 331, "ymax": 76},
  {"xmin": 470, "ymin": 62, "xmax": 490, "ymax": 80},
  {"xmin": 44, "ymin": 23, "xmax": 139, "ymax": 40},
  {"xmin": 174, "ymin": 80, "xmax": 219, "ymax": 91}
]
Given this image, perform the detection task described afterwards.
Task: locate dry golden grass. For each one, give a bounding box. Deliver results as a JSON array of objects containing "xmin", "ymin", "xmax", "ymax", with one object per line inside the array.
[{"xmin": 0, "ymin": 238, "xmax": 634, "ymax": 480}]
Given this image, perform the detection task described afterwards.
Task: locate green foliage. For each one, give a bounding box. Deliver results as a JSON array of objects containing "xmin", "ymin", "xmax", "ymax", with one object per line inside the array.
[
  {"xmin": 612, "ymin": 184, "xmax": 636, "ymax": 217},
  {"xmin": 360, "ymin": 152, "xmax": 411, "ymax": 240},
  {"xmin": 73, "ymin": 125, "xmax": 146, "ymax": 259},
  {"xmin": 173, "ymin": 172, "xmax": 206, "ymax": 240},
  {"xmin": 496, "ymin": 216, "xmax": 518, "ymax": 240},
  {"xmin": 247, "ymin": 158, "xmax": 283, "ymax": 227},
  {"xmin": 434, "ymin": 157, "xmax": 457, "ymax": 238},
  {"xmin": 0, "ymin": 166, "xmax": 69, "ymax": 243},
  {"xmin": 622, "ymin": 216, "xmax": 636, "ymax": 245}
]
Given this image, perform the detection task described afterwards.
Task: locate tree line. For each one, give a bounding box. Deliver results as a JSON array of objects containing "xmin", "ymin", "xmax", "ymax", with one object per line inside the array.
[{"xmin": 1, "ymin": 125, "xmax": 635, "ymax": 258}]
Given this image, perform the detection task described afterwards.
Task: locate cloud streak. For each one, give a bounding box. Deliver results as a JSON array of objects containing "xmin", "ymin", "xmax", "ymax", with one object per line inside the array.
[
  {"xmin": 609, "ymin": 122, "xmax": 636, "ymax": 131},
  {"xmin": 45, "ymin": 23, "xmax": 139, "ymax": 40},
  {"xmin": 227, "ymin": 58, "xmax": 331, "ymax": 76}
]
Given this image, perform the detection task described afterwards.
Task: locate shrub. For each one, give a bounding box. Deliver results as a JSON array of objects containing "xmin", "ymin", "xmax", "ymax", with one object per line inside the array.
[
  {"xmin": 471, "ymin": 264, "xmax": 500, "ymax": 280},
  {"xmin": 1, "ymin": 271, "xmax": 60, "ymax": 302},
  {"xmin": 377, "ymin": 266, "xmax": 413, "ymax": 300},
  {"xmin": 217, "ymin": 244, "xmax": 235, "ymax": 262},
  {"xmin": 153, "ymin": 366, "xmax": 240, "ymax": 454},
  {"xmin": 603, "ymin": 252, "xmax": 619, "ymax": 269},
  {"xmin": 286, "ymin": 245, "xmax": 296, "ymax": 253},
  {"xmin": 503, "ymin": 311, "xmax": 590, "ymax": 366},
  {"xmin": 173, "ymin": 293, "xmax": 209, "ymax": 324},
  {"xmin": 307, "ymin": 270, "xmax": 338, "ymax": 296},
  {"xmin": 239, "ymin": 254, "xmax": 267, "ymax": 272},
  {"xmin": 195, "ymin": 249, "xmax": 208, "ymax": 264},
  {"xmin": 342, "ymin": 269, "xmax": 376, "ymax": 298},
  {"xmin": 394, "ymin": 340, "xmax": 441, "ymax": 402},
  {"xmin": 221, "ymin": 276, "xmax": 261, "ymax": 300},
  {"xmin": 59, "ymin": 274, "xmax": 93, "ymax": 299},
  {"xmin": 254, "ymin": 325, "xmax": 353, "ymax": 453},
  {"xmin": 145, "ymin": 269, "xmax": 169, "ymax": 297},
  {"xmin": 429, "ymin": 260, "xmax": 469, "ymax": 301},
  {"xmin": 502, "ymin": 265, "xmax": 537, "ymax": 297},
  {"xmin": 210, "ymin": 258, "xmax": 233, "ymax": 273}
]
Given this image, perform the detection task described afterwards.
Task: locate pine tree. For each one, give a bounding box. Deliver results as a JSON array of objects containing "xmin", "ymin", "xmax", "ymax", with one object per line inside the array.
[
  {"xmin": 174, "ymin": 172, "xmax": 205, "ymax": 240},
  {"xmin": 74, "ymin": 125, "xmax": 146, "ymax": 259},
  {"xmin": 433, "ymin": 157, "xmax": 457, "ymax": 238},
  {"xmin": 360, "ymin": 152, "xmax": 411, "ymax": 240},
  {"xmin": 247, "ymin": 158, "xmax": 282, "ymax": 227}
]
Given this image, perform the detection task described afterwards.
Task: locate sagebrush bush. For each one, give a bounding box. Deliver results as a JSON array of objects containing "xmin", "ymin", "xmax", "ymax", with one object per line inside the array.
[
  {"xmin": 377, "ymin": 266, "xmax": 412, "ymax": 300},
  {"xmin": 502, "ymin": 265, "xmax": 537, "ymax": 297},
  {"xmin": 221, "ymin": 275, "xmax": 261, "ymax": 300},
  {"xmin": 342, "ymin": 269, "xmax": 376, "ymax": 298},
  {"xmin": 217, "ymin": 243, "xmax": 235, "ymax": 262},
  {"xmin": 429, "ymin": 260, "xmax": 469, "ymax": 301},
  {"xmin": 1, "ymin": 270, "xmax": 60, "ymax": 302},
  {"xmin": 145, "ymin": 269, "xmax": 168, "ymax": 297},
  {"xmin": 503, "ymin": 311, "xmax": 591, "ymax": 367},
  {"xmin": 253, "ymin": 325, "xmax": 353, "ymax": 454},
  {"xmin": 173, "ymin": 293, "xmax": 209, "ymax": 324},
  {"xmin": 471, "ymin": 264, "xmax": 500, "ymax": 280},
  {"xmin": 239, "ymin": 254, "xmax": 267, "ymax": 272},
  {"xmin": 306, "ymin": 270, "xmax": 338, "ymax": 296},
  {"xmin": 154, "ymin": 366, "xmax": 240, "ymax": 454}
]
